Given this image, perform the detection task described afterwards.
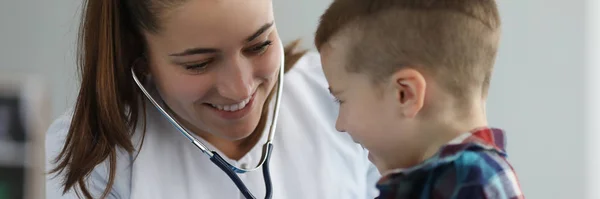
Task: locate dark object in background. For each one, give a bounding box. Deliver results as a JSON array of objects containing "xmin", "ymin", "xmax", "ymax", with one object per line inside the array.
[
  {"xmin": 0, "ymin": 96, "xmax": 26, "ymax": 142},
  {"xmin": 0, "ymin": 95, "xmax": 27, "ymax": 199},
  {"xmin": 0, "ymin": 167, "xmax": 24, "ymax": 199}
]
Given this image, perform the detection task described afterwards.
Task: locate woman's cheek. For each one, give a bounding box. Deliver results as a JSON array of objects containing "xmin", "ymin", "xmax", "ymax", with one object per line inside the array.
[
  {"xmin": 254, "ymin": 44, "xmax": 281, "ymax": 81},
  {"xmin": 158, "ymin": 71, "xmax": 214, "ymax": 107}
]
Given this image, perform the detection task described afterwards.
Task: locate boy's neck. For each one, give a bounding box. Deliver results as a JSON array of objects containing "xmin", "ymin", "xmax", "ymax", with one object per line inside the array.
[
  {"xmin": 383, "ymin": 100, "xmax": 489, "ymax": 172},
  {"xmin": 419, "ymin": 100, "xmax": 489, "ymax": 163}
]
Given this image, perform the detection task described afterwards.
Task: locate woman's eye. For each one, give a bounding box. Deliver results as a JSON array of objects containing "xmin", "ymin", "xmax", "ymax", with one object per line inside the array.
[
  {"xmin": 184, "ymin": 61, "xmax": 211, "ymax": 72},
  {"xmin": 246, "ymin": 40, "xmax": 273, "ymax": 54}
]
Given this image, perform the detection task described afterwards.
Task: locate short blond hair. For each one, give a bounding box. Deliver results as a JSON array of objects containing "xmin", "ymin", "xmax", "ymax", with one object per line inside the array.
[{"xmin": 315, "ymin": 0, "xmax": 501, "ymax": 98}]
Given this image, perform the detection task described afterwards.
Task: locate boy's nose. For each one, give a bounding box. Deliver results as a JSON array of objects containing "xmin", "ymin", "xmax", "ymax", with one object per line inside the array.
[{"xmin": 335, "ymin": 116, "xmax": 346, "ymax": 133}]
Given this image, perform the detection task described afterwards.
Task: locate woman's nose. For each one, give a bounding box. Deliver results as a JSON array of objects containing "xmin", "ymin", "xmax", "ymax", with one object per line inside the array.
[{"xmin": 216, "ymin": 58, "xmax": 254, "ymax": 101}]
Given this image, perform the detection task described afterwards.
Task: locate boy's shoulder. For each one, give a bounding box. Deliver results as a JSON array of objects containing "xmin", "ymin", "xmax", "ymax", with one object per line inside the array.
[
  {"xmin": 433, "ymin": 150, "xmax": 523, "ymax": 199},
  {"xmin": 376, "ymin": 128, "xmax": 525, "ymax": 199}
]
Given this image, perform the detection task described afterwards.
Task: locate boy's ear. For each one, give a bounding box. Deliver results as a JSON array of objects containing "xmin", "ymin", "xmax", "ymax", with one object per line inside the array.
[{"xmin": 390, "ymin": 68, "xmax": 426, "ymax": 118}]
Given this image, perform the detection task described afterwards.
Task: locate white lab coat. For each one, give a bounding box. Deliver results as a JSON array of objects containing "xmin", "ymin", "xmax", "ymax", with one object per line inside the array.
[{"xmin": 45, "ymin": 52, "xmax": 380, "ymax": 199}]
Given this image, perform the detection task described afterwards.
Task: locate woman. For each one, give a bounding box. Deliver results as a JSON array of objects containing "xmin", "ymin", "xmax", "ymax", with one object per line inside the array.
[{"xmin": 45, "ymin": 0, "xmax": 379, "ymax": 198}]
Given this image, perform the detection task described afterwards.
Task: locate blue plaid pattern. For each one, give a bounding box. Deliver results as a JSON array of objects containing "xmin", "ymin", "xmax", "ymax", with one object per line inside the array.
[{"xmin": 376, "ymin": 127, "xmax": 524, "ymax": 199}]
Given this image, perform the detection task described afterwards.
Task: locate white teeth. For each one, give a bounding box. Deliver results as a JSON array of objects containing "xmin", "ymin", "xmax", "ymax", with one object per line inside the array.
[{"xmin": 210, "ymin": 97, "xmax": 252, "ymax": 112}]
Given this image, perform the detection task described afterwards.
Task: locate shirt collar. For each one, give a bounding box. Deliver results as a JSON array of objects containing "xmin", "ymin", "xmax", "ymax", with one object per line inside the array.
[
  {"xmin": 377, "ymin": 127, "xmax": 507, "ymax": 184},
  {"xmin": 438, "ymin": 127, "xmax": 507, "ymax": 157}
]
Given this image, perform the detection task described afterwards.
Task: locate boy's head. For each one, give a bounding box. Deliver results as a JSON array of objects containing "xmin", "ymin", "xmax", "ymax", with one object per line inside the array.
[{"xmin": 315, "ymin": 0, "xmax": 501, "ymax": 170}]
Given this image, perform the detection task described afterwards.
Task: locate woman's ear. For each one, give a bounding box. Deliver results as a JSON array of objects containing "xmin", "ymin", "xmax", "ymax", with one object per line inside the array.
[
  {"xmin": 390, "ymin": 68, "xmax": 426, "ymax": 118},
  {"xmin": 132, "ymin": 56, "xmax": 151, "ymax": 76}
]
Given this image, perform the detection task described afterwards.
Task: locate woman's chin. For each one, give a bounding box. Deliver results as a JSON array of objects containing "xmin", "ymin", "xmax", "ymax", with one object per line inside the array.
[
  {"xmin": 218, "ymin": 126, "xmax": 253, "ymax": 140},
  {"xmin": 215, "ymin": 117, "xmax": 262, "ymax": 141},
  {"xmin": 215, "ymin": 101, "xmax": 266, "ymax": 141}
]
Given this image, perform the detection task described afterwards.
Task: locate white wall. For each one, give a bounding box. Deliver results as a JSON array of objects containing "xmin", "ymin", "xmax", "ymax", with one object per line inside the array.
[
  {"xmin": 586, "ymin": 0, "xmax": 600, "ymax": 198},
  {"xmin": 488, "ymin": 0, "xmax": 586, "ymax": 198},
  {"xmin": 1, "ymin": 0, "xmax": 81, "ymax": 120},
  {"xmin": 0, "ymin": 0, "xmax": 591, "ymax": 198},
  {"xmin": 273, "ymin": 1, "xmax": 331, "ymax": 50},
  {"xmin": 1, "ymin": 2, "xmax": 80, "ymax": 198}
]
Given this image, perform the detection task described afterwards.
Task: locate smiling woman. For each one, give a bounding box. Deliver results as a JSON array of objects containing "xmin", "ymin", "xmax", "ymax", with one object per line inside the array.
[{"xmin": 44, "ymin": 0, "xmax": 380, "ymax": 198}]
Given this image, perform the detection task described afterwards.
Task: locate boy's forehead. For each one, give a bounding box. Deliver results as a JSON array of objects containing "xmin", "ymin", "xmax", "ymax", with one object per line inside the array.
[
  {"xmin": 320, "ymin": 43, "xmax": 348, "ymax": 85},
  {"xmin": 320, "ymin": 29, "xmax": 363, "ymax": 78},
  {"xmin": 320, "ymin": 42, "xmax": 348, "ymax": 71},
  {"xmin": 328, "ymin": 30, "xmax": 356, "ymax": 49},
  {"xmin": 321, "ymin": 32, "xmax": 356, "ymax": 65}
]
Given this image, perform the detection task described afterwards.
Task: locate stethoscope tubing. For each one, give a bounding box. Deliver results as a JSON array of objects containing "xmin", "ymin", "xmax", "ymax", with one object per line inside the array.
[{"xmin": 130, "ymin": 40, "xmax": 285, "ymax": 199}]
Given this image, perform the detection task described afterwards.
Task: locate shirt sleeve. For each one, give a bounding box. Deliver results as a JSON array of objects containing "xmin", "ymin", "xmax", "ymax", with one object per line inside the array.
[
  {"xmin": 45, "ymin": 110, "xmax": 132, "ymax": 199},
  {"xmin": 431, "ymin": 151, "xmax": 524, "ymax": 199}
]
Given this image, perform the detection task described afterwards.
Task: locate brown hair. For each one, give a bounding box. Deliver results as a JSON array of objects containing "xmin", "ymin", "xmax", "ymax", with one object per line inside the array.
[
  {"xmin": 49, "ymin": 0, "xmax": 306, "ymax": 198},
  {"xmin": 315, "ymin": 0, "xmax": 501, "ymax": 99}
]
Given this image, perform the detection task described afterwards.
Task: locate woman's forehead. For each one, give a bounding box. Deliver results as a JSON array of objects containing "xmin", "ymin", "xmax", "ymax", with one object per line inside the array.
[{"xmin": 151, "ymin": 0, "xmax": 274, "ymax": 49}]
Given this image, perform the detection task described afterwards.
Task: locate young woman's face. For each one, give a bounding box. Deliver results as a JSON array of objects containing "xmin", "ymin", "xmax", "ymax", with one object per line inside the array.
[{"xmin": 143, "ymin": 0, "xmax": 281, "ymax": 141}]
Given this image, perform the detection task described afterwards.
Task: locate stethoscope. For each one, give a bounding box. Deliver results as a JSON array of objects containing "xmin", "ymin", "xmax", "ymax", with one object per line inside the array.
[{"xmin": 130, "ymin": 41, "xmax": 285, "ymax": 199}]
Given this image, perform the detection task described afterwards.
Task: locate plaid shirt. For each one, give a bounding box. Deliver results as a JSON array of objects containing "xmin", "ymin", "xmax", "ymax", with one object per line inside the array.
[{"xmin": 375, "ymin": 127, "xmax": 524, "ymax": 199}]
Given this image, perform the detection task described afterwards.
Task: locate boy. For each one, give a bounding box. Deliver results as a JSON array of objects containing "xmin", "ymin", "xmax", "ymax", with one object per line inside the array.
[{"xmin": 314, "ymin": 0, "xmax": 524, "ymax": 198}]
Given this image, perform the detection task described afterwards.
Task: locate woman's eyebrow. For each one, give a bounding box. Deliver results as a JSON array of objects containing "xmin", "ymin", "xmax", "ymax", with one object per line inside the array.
[
  {"xmin": 169, "ymin": 21, "xmax": 274, "ymax": 57},
  {"xmin": 245, "ymin": 21, "xmax": 274, "ymax": 42}
]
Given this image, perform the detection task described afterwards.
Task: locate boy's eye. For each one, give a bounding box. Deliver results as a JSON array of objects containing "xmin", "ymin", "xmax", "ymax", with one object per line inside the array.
[
  {"xmin": 333, "ymin": 97, "xmax": 343, "ymax": 104},
  {"xmin": 246, "ymin": 40, "xmax": 273, "ymax": 54}
]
